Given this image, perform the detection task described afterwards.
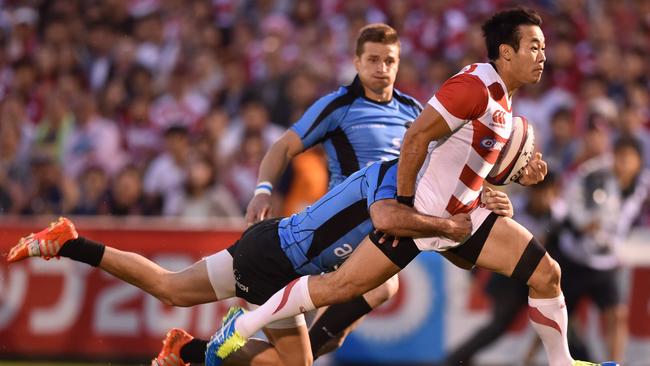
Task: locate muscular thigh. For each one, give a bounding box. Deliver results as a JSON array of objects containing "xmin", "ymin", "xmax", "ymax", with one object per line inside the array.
[
  {"xmin": 317, "ymin": 236, "xmax": 402, "ymax": 300},
  {"xmin": 168, "ymin": 259, "xmax": 220, "ymax": 304},
  {"xmin": 474, "ymin": 216, "xmax": 534, "ymax": 277}
]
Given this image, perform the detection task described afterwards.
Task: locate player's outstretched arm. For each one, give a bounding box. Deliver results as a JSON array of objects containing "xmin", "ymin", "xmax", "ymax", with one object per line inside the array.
[
  {"xmin": 397, "ymin": 105, "xmax": 452, "ymax": 199},
  {"xmin": 369, "ymin": 199, "xmax": 471, "ymax": 241},
  {"xmin": 245, "ymin": 130, "xmax": 304, "ymax": 224}
]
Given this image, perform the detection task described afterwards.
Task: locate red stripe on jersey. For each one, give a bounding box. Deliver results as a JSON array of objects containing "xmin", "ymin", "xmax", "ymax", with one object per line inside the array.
[
  {"xmin": 487, "ymin": 82, "xmax": 512, "ymax": 112},
  {"xmin": 435, "ymin": 74, "xmax": 488, "ymax": 120},
  {"xmin": 471, "ymin": 120, "xmax": 508, "ymax": 164},
  {"xmin": 446, "ymin": 195, "xmax": 480, "ymax": 215},
  {"xmin": 459, "ymin": 164, "xmax": 484, "ymax": 191}
]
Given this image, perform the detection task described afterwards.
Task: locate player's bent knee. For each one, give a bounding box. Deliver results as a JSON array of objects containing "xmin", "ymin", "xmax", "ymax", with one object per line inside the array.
[{"xmin": 528, "ymin": 255, "xmax": 561, "ymax": 294}]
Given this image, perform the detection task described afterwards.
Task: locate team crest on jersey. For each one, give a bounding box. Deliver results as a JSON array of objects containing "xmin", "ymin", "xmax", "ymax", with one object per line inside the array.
[{"xmin": 480, "ymin": 137, "xmax": 505, "ymax": 151}]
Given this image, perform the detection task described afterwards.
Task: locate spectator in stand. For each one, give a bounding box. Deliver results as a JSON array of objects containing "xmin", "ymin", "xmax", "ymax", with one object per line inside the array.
[
  {"xmin": 126, "ymin": 64, "xmax": 155, "ymax": 100},
  {"xmin": 149, "ymin": 63, "xmax": 209, "ymax": 132},
  {"xmin": 73, "ymin": 165, "xmax": 109, "ymax": 215},
  {"xmin": 224, "ymin": 129, "xmax": 267, "ymax": 212},
  {"xmin": 615, "ymin": 104, "xmax": 650, "ymax": 168},
  {"xmin": 64, "ymin": 94, "xmax": 125, "ymax": 178},
  {"xmin": 107, "ymin": 165, "xmax": 147, "ymax": 216},
  {"xmin": 122, "ymin": 96, "xmax": 160, "ymax": 167},
  {"xmin": 0, "ymin": 95, "xmax": 34, "ymax": 185},
  {"xmin": 198, "ymin": 108, "xmax": 230, "ymax": 168},
  {"xmin": 22, "ymin": 154, "xmax": 78, "ymax": 215},
  {"xmin": 219, "ymin": 98, "xmax": 283, "ymax": 165},
  {"xmin": 7, "ymin": 7, "xmax": 39, "ymax": 61},
  {"xmin": 163, "ymin": 156, "xmax": 240, "ymax": 218},
  {"xmin": 143, "ymin": 125, "xmax": 192, "ymax": 215},
  {"xmin": 572, "ymin": 113, "xmax": 612, "ymax": 170},
  {"xmin": 84, "ymin": 20, "xmax": 115, "ymax": 92},
  {"xmin": 544, "ymin": 107, "xmax": 579, "ymax": 174},
  {"xmin": 33, "ymin": 90, "xmax": 74, "ymax": 163}
]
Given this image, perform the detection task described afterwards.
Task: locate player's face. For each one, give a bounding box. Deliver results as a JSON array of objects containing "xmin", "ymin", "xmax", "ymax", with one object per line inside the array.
[
  {"xmin": 512, "ymin": 25, "xmax": 546, "ymax": 85},
  {"xmin": 354, "ymin": 42, "xmax": 400, "ymax": 95}
]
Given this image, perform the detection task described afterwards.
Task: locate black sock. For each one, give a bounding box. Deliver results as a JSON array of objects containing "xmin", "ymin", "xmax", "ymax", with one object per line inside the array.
[
  {"xmin": 180, "ymin": 338, "xmax": 209, "ymax": 363},
  {"xmin": 309, "ymin": 296, "xmax": 373, "ymax": 358},
  {"xmin": 58, "ymin": 236, "xmax": 106, "ymax": 267}
]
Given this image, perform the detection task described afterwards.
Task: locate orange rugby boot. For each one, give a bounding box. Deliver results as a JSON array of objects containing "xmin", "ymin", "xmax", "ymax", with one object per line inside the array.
[
  {"xmin": 7, "ymin": 217, "xmax": 78, "ymax": 263},
  {"xmin": 151, "ymin": 328, "xmax": 194, "ymax": 366}
]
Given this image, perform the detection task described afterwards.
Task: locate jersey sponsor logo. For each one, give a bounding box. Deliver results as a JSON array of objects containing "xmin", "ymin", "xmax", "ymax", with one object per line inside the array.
[
  {"xmin": 233, "ymin": 270, "xmax": 249, "ymax": 293},
  {"xmin": 491, "ymin": 110, "xmax": 507, "ymax": 126}
]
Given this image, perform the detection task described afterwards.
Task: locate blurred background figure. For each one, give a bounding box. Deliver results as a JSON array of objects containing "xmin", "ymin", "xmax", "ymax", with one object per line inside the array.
[
  {"xmin": 547, "ymin": 137, "xmax": 650, "ymax": 363},
  {"xmin": 163, "ymin": 155, "xmax": 240, "ymax": 218}
]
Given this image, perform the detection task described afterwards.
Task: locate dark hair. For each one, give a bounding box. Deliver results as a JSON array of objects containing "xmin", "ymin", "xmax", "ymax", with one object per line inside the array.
[
  {"xmin": 550, "ymin": 107, "xmax": 573, "ymax": 124},
  {"xmin": 481, "ymin": 8, "xmax": 542, "ymax": 61},
  {"xmin": 614, "ymin": 135, "xmax": 643, "ymax": 158},
  {"xmin": 355, "ymin": 23, "xmax": 399, "ymax": 56}
]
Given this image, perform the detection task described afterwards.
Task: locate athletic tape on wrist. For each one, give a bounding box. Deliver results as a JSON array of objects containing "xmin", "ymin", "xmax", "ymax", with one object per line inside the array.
[{"xmin": 254, "ymin": 181, "xmax": 273, "ymax": 196}]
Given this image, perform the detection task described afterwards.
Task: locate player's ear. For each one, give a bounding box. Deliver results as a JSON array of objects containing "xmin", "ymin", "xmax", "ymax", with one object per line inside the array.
[
  {"xmin": 353, "ymin": 55, "xmax": 361, "ymax": 71},
  {"xmin": 499, "ymin": 44, "xmax": 513, "ymax": 61}
]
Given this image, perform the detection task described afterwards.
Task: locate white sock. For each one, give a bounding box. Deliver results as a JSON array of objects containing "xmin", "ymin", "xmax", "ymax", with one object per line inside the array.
[
  {"xmin": 528, "ymin": 294, "xmax": 573, "ymax": 366},
  {"xmin": 235, "ymin": 276, "xmax": 315, "ymax": 339}
]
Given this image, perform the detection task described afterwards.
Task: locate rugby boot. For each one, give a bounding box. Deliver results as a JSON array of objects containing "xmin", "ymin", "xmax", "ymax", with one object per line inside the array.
[{"xmin": 7, "ymin": 217, "xmax": 78, "ymax": 262}]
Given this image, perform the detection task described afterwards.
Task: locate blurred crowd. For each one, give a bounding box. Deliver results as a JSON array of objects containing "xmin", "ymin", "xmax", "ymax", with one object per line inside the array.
[{"xmin": 1, "ymin": 0, "xmax": 650, "ymax": 220}]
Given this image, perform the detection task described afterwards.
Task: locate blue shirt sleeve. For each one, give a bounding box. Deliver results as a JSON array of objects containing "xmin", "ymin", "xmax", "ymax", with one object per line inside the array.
[{"xmin": 290, "ymin": 90, "xmax": 347, "ymax": 149}]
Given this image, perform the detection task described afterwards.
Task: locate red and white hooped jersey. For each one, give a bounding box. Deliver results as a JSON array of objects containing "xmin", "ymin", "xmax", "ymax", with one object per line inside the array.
[{"xmin": 414, "ymin": 63, "xmax": 513, "ymax": 251}]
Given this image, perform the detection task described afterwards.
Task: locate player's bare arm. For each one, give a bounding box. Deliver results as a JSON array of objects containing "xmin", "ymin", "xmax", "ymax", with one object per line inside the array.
[
  {"xmin": 369, "ymin": 199, "xmax": 471, "ymax": 241},
  {"xmin": 397, "ymin": 105, "xmax": 452, "ymax": 198},
  {"xmin": 245, "ymin": 130, "xmax": 304, "ymax": 224}
]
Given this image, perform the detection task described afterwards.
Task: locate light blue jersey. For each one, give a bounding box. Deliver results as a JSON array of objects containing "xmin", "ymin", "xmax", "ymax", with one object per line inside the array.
[
  {"xmin": 278, "ymin": 159, "xmax": 398, "ymax": 275},
  {"xmin": 291, "ymin": 76, "xmax": 421, "ymax": 188}
]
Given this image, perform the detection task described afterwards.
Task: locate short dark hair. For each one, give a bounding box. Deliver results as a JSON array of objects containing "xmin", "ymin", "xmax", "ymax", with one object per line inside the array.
[
  {"xmin": 614, "ymin": 135, "xmax": 643, "ymax": 158},
  {"xmin": 355, "ymin": 23, "xmax": 399, "ymax": 56},
  {"xmin": 481, "ymin": 8, "xmax": 542, "ymax": 61}
]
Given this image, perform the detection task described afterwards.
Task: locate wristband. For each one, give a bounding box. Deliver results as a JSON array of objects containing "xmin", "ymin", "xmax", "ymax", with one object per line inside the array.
[
  {"xmin": 396, "ymin": 195, "xmax": 415, "ymax": 207},
  {"xmin": 254, "ymin": 181, "xmax": 273, "ymax": 196}
]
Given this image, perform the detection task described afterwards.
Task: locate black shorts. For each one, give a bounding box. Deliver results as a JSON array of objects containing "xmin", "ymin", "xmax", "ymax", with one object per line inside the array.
[
  {"xmin": 369, "ymin": 231, "xmax": 421, "ymax": 269},
  {"xmin": 369, "ymin": 212, "xmax": 499, "ymax": 269},
  {"xmin": 550, "ymin": 246, "xmax": 623, "ymax": 313},
  {"xmin": 227, "ymin": 218, "xmax": 300, "ymax": 305}
]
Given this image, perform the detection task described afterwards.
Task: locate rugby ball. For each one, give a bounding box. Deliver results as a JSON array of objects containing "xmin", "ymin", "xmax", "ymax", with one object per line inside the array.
[{"xmin": 486, "ymin": 116, "xmax": 535, "ymax": 185}]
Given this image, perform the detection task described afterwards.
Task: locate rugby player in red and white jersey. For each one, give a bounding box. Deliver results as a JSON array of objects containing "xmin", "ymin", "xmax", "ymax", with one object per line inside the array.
[{"xmin": 209, "ymin": 8, "xmax": 600, "ymax": 366}]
